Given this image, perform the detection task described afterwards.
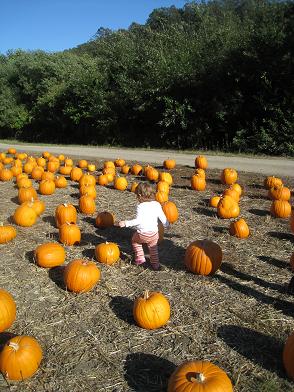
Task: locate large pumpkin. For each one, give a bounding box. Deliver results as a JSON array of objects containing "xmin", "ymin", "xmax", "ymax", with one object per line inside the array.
[
  {"xmin": 0, "ymin": 289, "xmax": 16, "ymax": 332},
  {"xmin": 184, "ymin": 240, "xmax": 223, "ymax": 275},
  {"xmin": 162, "ymin": 201, "xmax": 179, "ymax": 223},
  {"xmin": 0, "ymin": 335, "xmax": 42, "ymax": 380},
  {"xmin": 268, "ymin": 185, "xmax": 291, "ymax": 201},
  {"xmin": 283, "ymin": 331, "xmax": 294, "ymax": 380},
  {"xmin": 95, "ymin": 242, "xmax": 120, "ymax": 265},
  {"xmin": 0, "ymin": 224, "xmax": 17, "ymax": 244},
  {"xmin": 64, "ymin": 259, "xmax": 101, "ymax": 293},
  {"xmin": 168, "ymin": 360, "xmax": 233, "ymax": 392},
  {"xmin": 55, "ymin": 203, "xmax": 77, "ymax": 228},
  {"xmin": 34, "ymin": 242, "xmax": 66, "ymax": 268},
  {"xmin": 133, "ymin": 290, "xmax": 170, "ymax": 330},
  {"xmin": 229, "ymin": 218, "xmax": 250, "ymax": 238}
]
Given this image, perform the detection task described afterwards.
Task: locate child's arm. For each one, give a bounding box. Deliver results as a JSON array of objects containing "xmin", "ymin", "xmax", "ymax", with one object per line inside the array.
[
  {"xmin": 116, "ymin": 205, "xmax": 141, "ymax": 228},
  {"xmin": 158, "ymin": 204, "xmax": 170, "ymax": 228}
]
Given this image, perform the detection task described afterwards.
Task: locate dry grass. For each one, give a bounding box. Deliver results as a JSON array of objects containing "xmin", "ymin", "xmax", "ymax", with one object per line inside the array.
[{"xmin": 0, "ymin": 156, "xmax": 293, "ymax": 392}]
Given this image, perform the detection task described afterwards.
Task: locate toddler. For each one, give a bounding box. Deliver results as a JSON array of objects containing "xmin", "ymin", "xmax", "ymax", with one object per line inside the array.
[{"xmin": 117, "ymin": 182, "xmax": 169, "ymax": 270}]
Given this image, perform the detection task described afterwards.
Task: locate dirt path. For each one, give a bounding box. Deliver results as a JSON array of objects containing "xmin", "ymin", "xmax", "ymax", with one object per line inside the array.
[{"xmin": 0, "ymin": 142, "xmax": 293, "ymax": 176}]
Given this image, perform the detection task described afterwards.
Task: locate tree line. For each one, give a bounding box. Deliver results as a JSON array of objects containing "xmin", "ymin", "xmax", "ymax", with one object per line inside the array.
[{"xmin": 0, "ymin": 0, "xmax": 293, "ymax": 155}]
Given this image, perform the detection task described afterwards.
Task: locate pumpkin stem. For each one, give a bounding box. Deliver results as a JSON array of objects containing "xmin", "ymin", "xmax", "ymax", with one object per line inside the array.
[
  {"xmin": 143, "ymin": 290, "xmax": 149, "ymax": 300},
  {"xmin": 8, "ymin": 342, "xmax": 19, "ymax": 351},
  {"xmin": 190, "ymin": 373, "xmax": 205, "ymax": 383},
  {"xmin": 0, "ymin": 222, "xmax": 3, "ymax": 227}
]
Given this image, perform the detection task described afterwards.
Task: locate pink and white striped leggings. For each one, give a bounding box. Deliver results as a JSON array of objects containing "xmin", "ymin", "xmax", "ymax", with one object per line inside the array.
[{"xmin": 131, "ymin": 231, "xmax": 159, "ymax": 268}]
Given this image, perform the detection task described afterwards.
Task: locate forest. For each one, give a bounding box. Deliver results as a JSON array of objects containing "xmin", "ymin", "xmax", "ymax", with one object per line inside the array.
[{"xmin": 0, "ymin": 0, "xmax": 293, "ymax": 155}]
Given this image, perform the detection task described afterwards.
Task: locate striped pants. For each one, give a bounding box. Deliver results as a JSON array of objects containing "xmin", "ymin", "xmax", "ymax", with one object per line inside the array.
[{"xmin": 132, "ymin": 231, "xmax": 159, "ymax": 269}]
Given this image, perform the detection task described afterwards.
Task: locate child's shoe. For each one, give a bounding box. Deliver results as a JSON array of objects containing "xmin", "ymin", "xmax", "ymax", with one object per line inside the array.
[
  {"xmin": 151, "ymin": 263, "xmax": 161, "ymax": 271},
  {"xmin": 135, "ymin": 258, "xmax": 146, "ymax": 266}
]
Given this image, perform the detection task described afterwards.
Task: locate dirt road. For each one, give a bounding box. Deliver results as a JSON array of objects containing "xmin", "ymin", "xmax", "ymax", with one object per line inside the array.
[{"xmin": 0, "ymin": 142, "xmax": 293, "ymax": 176}]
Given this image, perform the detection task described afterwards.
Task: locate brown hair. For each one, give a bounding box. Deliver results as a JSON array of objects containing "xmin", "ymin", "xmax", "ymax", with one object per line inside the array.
[{"xmin": 135, "ymin": 182, "xmax": 155, "ymax": 202}]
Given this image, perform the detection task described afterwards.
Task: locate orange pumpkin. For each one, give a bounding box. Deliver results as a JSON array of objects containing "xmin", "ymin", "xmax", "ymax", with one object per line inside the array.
[
  {"xmin": 34, "ymin": 242, "xmax": 66, "ymax": 268},
  {"xmin": 104, "ymin": 160, "xmax": 115, "ymax": 169},
  {"xmin": 131, "ymin": 164, "xmax": 143, "ymax": 176},
  {"xmin": 97, "ymin": 174, "xmax": 108, "ymax": 186},
  {"xmin": 0, "ymin": 168, "xmax": 13, "ymax": 181},
  {"xmin": 133, "ymin": 291, "xmax": 170, "ymax": 330},
  {"xmin": 0, "ymin": 335, "xmax": 42, "ymax": 380},
  {"xmin": 131, "ymin": 182, "xmax": 138, "ymax": 193},
  {"xmin": 209, "ymin": 196, "xmax": 221, "ymax": 208},
  {"xmin": 222, "ymin": 187, "xmax": 240, "ymax": 202},
  {"xmin": 145, "ymin": 167, "xmax": 159, "ymax": 182},
  {"xmin": 54, "ymin": 175, "xmax": 68, "ymax": 188},
  {"xmin": 264, "ymin": 176, "xmax": 283, "ymax": 189},
  {"xmin": 0, "ymin": 289, "xmax": 16, "ymax": 332},
  {"xmin": 155, "ymin": 191, "xmax": 169, "ymax": 204},
  {"xmin": 195, "ymin": 155, "xmax": 208, "ymax": 170},
  {"xmin": 87, "ymin": 163, "xmax": 96, "ymax": 172},
  {"xmin": 163, "ymin": 159, "xmax": 176, "ymax": 170},
  {"xmin": 221, "ymin": 168, "xmax": 238, "ymax": 185},
  {"xmin": 78, "ymin": 159, "xmax": 88, "ymax": 169},
  {"xmin": 159, "ymin": 172, "xmax": 173, "ymax": 186},
  {"xmin": 55, "ymin": 203, "xmax": 77, "ymax": 228},
  {"xmin": 79, "ymin": 195, "xmax": 96, "ymax": 214},
  {"xmin": 283, "ymin": 331, "xmax": 294, "ymax": 380},
  {"xmin": 17, "ymin": 177, "xmax": 32, "ymax": 189},
  {"xmin": 231, "ymin": 183, "xmax": 243, "ymax": 196},
  {"xmin": 157, "ymin": 181, "xmax": 170, "ymax": 194},
  {"xmin": 95, "ymin": 242, "xmax": 120, "ymax": 265},
  {"xmin": 217, "ymin": 196, "xmax": 240, "ymax": 219},
  {"xmin": 39, "ymin": 179, "xmax": 55, "ymax": 195},
  {"xmin": 13, "ymin": 204, "xmax": 37, "ymax": 227},
  {"xmin": 168, "ymin": 360, "xmax": 233, "ymax": 392},
  {"xmin": 162, "ymin": 201, "xmax": 179, "ymax": 223},
  {"xmin": 23, "ymin": 199, "xmax": 45, "ymax": 216},
  {"xmin": 270, "ymin": 200, "xmax": 291, "ymax": 218},
  {"xmin": 184, "ymin": 240, "xmax": 223, "ymax": 275},
  {"xmin": 41, "ymin": 171, "xmax": 55, "ymax": 181},
  {"xmin": 18, "ymin": 186, "xmax": 38, "ymax": 204},
  {"xmin": 229, "ymin": 218, "xmax": 250, "ymax": 238},
  {"xmin": 114, "ymin": 158, "xmax": 126, "ymax": 167},
  {"xmin": 268, "ymin": 185, "xmax": 291, "ymax": 201},
  {"xmin": 191, "ymin": 174, "xmax": 206, "ymax": 191},
  {"xmin": 0, "ymin": 224, "xmax": 17, "ymax": 244},
  {"xmin": 79, "ymin": 173, "xmax": 96, "ymax": 187},
  {"xmin": 121, "ymin": 164, "xmax": 130, "ymax": 174},
  {"xmin": 70, "ymin": 167, "xmax": 83, "ymax": 182},
  {"xmin": 59, "ymin": 222, "xmax": 81, "ymax": 246},
  {"xmin": 59, "ymin": 165, "xmax": 72, "ymax": 176},
  {"xmin": 114, "ymin": 177, "xmax": 128, "ymax": 191},
  {"xmin": 79, "ymin": 184, "xmax": 97, "ymax": 199},
  {"xmin": 31, "ymin": 166, "xmax": 44, "ymax": 180},
  {"xmin": 95, "ymin": 212, "xmax": 115, "ymax": 229},
  {"xmin": 64, "ymin": 259, "xmax": 101, "ymax": 293},
  {"xmin": 194, "ymin": 168, "xmax": 206, "ymax": 178}
]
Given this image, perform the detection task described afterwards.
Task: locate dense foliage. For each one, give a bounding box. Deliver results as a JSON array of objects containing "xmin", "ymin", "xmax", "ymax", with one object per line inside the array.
[{"xmin": 0, "ymin": 0, "xmax": 293, "ymax": 155}]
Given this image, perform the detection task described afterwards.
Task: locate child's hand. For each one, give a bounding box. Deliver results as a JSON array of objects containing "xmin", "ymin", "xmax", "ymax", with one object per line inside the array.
[{"xmin": 115, "ymin": 221, "xmax": 126, "ymax": 228}]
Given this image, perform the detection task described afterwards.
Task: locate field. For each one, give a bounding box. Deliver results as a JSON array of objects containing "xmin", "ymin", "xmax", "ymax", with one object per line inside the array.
[{"xmin": 0, "ymin": 155, "xmax": 293, "ymax": 392}]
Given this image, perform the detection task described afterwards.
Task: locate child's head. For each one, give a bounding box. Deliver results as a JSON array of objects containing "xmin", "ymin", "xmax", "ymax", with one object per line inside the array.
[{"xmin": 135, "ymin": 182, "xmax": 155, "ymax": 202}]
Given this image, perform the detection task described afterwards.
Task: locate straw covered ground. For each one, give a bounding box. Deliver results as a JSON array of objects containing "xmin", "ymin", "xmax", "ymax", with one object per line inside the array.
[{"xmin": 0, "ymin": 155, "xmax": 293, "ymax": 392}]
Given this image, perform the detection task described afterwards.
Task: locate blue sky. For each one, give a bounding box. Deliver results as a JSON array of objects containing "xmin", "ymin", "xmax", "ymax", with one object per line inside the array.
[{"xmin": 1, "ymin": 0, "xmax": 188, "ymax": 54}]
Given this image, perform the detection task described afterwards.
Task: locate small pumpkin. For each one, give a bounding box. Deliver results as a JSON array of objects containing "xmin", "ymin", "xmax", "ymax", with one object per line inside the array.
[
  {"xmin": 229, "ymin": 218, "xmax": 250, "ymax": 238},
  {"xmin": 0, "ymin": 335, "xmax": 42, "ymax": 381},
  {"xmin": 97, "ymin": 174, "xmax": 108, "ymax": 186},
  {"xmin": 195, "ymin": 155, "xmax": 208, "ymax": 170},
  {"xmin": 157, "ymin": 181, "xmax": 170, "ymax": 194},
  {"xmin": 0, "ymin": 223, "xmax": 17, "ymax": 244},
  {"xmin": 0, "ymin": 168, "xmax": 13, "ymax": 181},
  {"xmin": 268, "ymin": 185, "xmax": 291, "ymax": 201},
  {"xmin": 23, "ymin": 198, "xmax": 45, "ymax": 216},
  {"xmin": 70, "ymin": 167, "xmax": 83, "ymax": 182},
  {"xmin": 104, "ymin": 160, "xmax": 115, "ymax": 169},
  {"xmin": 222, "ymin": 187, "xmax": 240, "ymax": 202},
  {"xmin": 34, "ymin": 242, "xmax": 66, "ymax": 268},
  {"xmin": 54, "ymin": 175, "xmax": 67, "ymax": 188},
  {"xmin": 59, "ymin": 165, "xmax": 72, "ymax": 176},
  {"xmin": 79, "ymin": 173, "xmax": 96, "ymax": 187},
  {"xmin": 95, "ymin": 212, "xmax": 115, "ymax": 229},
  {"xmin": 191, "ymin": 174, "xmax": 206, "ymax": 191},
  {"xmin": 18, "ymin": 186, "xmax": 38, "ymax": 204},
  {"xmin": 39, "ymin": 179, "xmax": 55, "ymax": 195},
  {"xmin": 13, "ymin": 203, "xmax": 37, "ymax": 227},
  {"xmin": 159, "ymin": 172, "xmax": 173, "ymax": 186},
  {"xmin": 31, "ymin": 167, "xmax": 44, "ymax": 180},
  {"xmin": 131, "ymin": 182, "xmax": 138, "ymax": 193},
  {"xmin": 155, "ymin": 191, "xmax": 169, "ymax": 204},
  {"xmin": 78, "ymin": 159, "xmax": 88, "ymax": 169},
  {"xmin": 55, "ymin": 203, "xmax": 77, "ymax": 228},
  {"xmin": 209, "ymin": 196, "xmax": 221, "ymax": 208},
  {"xmin": 64, "ymin": 157, "xmax": 73, "ymax": 166},
  {"xmin": 131, "ymin": 164, "xmax": 143, "ymax": 176},
  {"xmin": 79, "ymin": 184, "xmax": 97, "ymax": 199},
  {"xmin": 163, "ymin": 159, "xmax": 176, "ymax": 170},
  {"xmin": 0, "ymin": 289, "xmax": 16, "ymax": 332},
  {"xmin": 59, "ymin": 222, "xmax": 81, "ymax": 246},
  {"xmin": 184, "ymin": 240, "xmax": 223, "ymax": 275},
  {"xmin": 145, "ymin": 167, "xmax": 159, "ymax": 182},
  {"xmin": 36, "ymin": 157, "xmax": 46, "ymax": 167},
  {"xmin": 283, "ymin": 331, "xmax": 294, "ymax": 380},
  {"xmin": 162, "ymin": 201, "xmax": 179, "ymax": 223},
  {"xmin": 87, "ymin": 163, "xmax": 96, "ymax": 172},
  {"xmin": 95, "ymin": 242, "xmax": 120, "ymax": 265},
  {"xmin": 167, "ymin": 360, "xmax": 233, "ymax": 392},
  {"xmin": 221, "ymin": 168, "xmax": 238, "ymax": 185},
  {"xmin": 79, "ymin": 195, "xmax": 96, "ymax": 214},
  {"xmin": 231, "ymin": 183, "xmax": 243, "ymax": 196},
  {"xmin": 114, "ymin": 176, "xmax": 128, "ymax": 191},
  {"xmin": 41, "ymin": 171, "xmax": 55, "ymax": 181},
  {"xmin": 114, "ymin": 158, "xmax": 126, "ymax": 167},
  {"xmin": 270, "ymin": 200, "xmax": 291, "ymax": 218},
  {"xmin": 121, "ymin": 164, "xmax": 130, "ymax": 174},
  {"xmin": 217, "ymin": 196, "xmax": 240, "ymax": 219},
  {"xmin": 264, "ymin": 176, "xmax": 283, "ymax": 189},
  {"xmin": 133, "ymin": 290, "xmax": 170, "ymax": 330},
  {"xmin": 64, "ymin": 259, "xmax": 101, "ymax": 293},
  {"xmin": 194, "ymin": 168, "xmax": 206, "ymax": 178}
]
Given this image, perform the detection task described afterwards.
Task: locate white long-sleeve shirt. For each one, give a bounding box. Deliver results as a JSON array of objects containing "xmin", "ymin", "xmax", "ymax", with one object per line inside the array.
[{"xmin": 125, "ymin": 201, "xmax": 169, "ymax": 233}]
